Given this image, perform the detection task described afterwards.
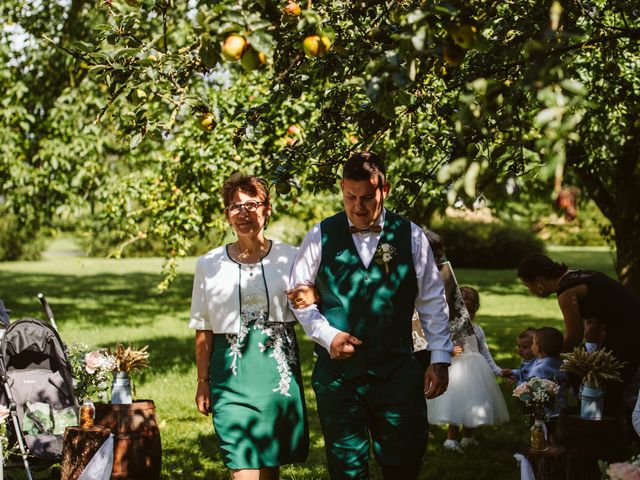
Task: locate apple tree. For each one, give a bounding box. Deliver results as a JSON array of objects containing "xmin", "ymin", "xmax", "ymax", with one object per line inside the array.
[{"xmin": 2, "ymin": 0, "xmax": 640, "ymax": 293}]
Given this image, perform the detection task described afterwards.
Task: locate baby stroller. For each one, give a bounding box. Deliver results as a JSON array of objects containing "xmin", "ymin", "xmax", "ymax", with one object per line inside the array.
[{"xmin": 0, "ymin": 295, "xmax": 78, "ymax": 480}]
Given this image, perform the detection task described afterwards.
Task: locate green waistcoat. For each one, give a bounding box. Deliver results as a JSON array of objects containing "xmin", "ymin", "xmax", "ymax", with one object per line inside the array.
[{"xmin": 316, "ymin": 210, "xmax": 418, "ymax": 378}]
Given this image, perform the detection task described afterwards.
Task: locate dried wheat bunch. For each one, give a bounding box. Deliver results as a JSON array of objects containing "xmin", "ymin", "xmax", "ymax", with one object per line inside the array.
[
  {"xmin": 109, "ymin": 344, "xmax": 150, "ymax": 373},
  {"xmin": 561, "ymin": 347, "xmax": 625, "ymax": 388}
]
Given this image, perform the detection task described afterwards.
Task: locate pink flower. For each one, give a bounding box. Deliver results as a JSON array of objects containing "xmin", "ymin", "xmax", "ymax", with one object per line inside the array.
[
  {"xmin": 84, "ymin": 350, "xmax": 106, "ymax": 374},
  {"xmin": 608, "ymin": 462, "xmax": 640, "ymax": 480},
  {"xmin": 513, "ymin": 383, "xmax": 529, "ymax": 396}
]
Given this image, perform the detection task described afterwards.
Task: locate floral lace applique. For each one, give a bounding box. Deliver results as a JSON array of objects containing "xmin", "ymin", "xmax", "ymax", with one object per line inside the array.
[
  {"xmin": 225, "ymin": 315, "xmax": 251, "ymax": 376},
  {"xmin": 225, "ymin": 311, "xmax": 298, "ymax": 396}
]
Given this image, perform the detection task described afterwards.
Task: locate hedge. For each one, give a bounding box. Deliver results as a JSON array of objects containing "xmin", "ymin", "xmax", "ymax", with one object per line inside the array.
[{"xmin": 430, "ymin": 219, "xmax": 545, "ymax": 269}]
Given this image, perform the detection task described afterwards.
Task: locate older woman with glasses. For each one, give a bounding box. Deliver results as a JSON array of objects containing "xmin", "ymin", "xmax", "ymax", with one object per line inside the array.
[{"xmin": 189, "ymin": 173, "xmax": 311, "ymax": 480}]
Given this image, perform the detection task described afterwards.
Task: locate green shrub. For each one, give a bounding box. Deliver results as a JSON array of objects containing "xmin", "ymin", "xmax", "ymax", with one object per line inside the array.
[
  {"xmin": 534, "ymin": 200, "xmax": 611, "ymax": 246},
  {"xmin": 431, "ymin": 219, "xmax": 545, "ymax": 269},
  {"xmin": 0, "ymin": 209, "xmax": 45, "ymax": 261}
]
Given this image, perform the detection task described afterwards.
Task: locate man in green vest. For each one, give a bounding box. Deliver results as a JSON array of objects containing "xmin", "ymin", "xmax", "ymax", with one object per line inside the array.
[{"xmin": 289, "ymin": 151, "xmax": 452, "ymax": 479}]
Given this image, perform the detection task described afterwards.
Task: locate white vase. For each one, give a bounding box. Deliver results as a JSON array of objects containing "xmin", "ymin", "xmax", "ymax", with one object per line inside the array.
[
  {"xmin": 580, "ymin": 383, "xmax": 604, "ymax": 420},
  {"xmin": 111, "ymin": 371, "xmax": 132, "ymax": 404}
]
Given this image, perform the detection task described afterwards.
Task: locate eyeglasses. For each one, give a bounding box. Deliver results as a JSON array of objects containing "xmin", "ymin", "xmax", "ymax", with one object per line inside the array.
[{"xmin": 226, "ymin": 201, "xmax": 266, "ymax": 215}]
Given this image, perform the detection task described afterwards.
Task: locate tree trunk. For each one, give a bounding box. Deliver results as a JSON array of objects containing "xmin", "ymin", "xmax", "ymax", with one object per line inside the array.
[
  {"xmin": 569, "ymin": 142, "xmax": 640, "ymax": 297},
  {"xmin": 612, "ymin": 218, "xmax": 640, "ymax": 296}
]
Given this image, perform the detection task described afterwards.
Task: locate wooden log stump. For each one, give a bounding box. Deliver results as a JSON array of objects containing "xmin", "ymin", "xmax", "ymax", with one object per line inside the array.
[
  {"xmin": 524, "ymin": 445, "xmax": 567, "ymax": 480},
  {"xmin": 61, "ymin": 426, "xmax": 111, "ymax": 480}
]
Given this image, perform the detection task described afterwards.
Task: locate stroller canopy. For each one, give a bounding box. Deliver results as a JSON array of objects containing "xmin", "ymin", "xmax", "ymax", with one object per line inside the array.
[{"xmin": 0, "ymin": 318, "xmax": 69, "ymax": 377}]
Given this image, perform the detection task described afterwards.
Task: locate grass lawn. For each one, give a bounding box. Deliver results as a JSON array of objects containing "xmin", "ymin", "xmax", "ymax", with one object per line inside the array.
[{"xmin": 0, "ymin": 245, "xmax": 618, "ymax": 479}]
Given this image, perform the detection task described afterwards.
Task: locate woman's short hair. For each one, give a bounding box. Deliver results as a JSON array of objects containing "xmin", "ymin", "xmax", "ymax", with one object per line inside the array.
[
  {"xmin": 221, "ymin": 173, "xmax": 270, "ymax": 208},
  {"xmin": 534, "ymin": 327, "xmax": 564, "ymax": 357},
  {"xmin": 459, "ymin": 286, "xmax": 480, "ymax": 316},
  {"xmin": 342, "ymin": 151, "xmax": 386, "ymax": 188},
  {"xmin": 517, "ymin": 254, "xmax": 568, "ymax": 282}
]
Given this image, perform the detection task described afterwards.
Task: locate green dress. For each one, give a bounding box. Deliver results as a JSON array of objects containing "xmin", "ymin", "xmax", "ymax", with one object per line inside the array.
[{"xmin": 209, "ymin": 260, "xmax": 309, "ymax": 469}]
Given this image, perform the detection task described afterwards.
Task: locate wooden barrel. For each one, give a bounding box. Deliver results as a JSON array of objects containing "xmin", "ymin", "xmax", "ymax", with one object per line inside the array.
[
  {"xmin": 94, "ymin": 400, "xmax": 162, "ymax": 480},
  {"xmin": 556, "ymin": 407, "xmax": 628, "ymax": 480}
]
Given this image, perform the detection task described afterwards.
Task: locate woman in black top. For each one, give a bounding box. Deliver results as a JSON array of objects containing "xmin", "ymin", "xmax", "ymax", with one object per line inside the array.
[{"xmin": 517, "ymin": 254, "xmax": 640, "ymax": 415}]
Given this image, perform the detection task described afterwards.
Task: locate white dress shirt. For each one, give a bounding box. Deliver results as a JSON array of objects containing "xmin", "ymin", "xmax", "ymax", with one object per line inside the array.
[{"xmin": 289, "ymin": 209, "xmax": 452, "ymax": 364}]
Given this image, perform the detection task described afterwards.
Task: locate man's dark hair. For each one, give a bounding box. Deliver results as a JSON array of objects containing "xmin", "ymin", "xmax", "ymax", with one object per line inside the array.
[
  {"xmin": 534, "ymin": 327, "xmax": 564, "ymax": 357},
  {"xmin": 342, "ymin": 151, "xmax": 386, "ymax": 188}
]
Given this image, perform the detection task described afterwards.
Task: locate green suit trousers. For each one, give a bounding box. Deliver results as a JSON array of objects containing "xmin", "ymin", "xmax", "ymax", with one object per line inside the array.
[{"xmin": 312, "ymin": 357, "xmax": 428, "ymax": 479}]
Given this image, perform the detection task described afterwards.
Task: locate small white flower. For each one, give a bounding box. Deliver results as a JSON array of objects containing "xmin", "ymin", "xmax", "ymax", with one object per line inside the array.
[
  {"xmin": 381, "ymin": 243, "xmax": 391, "ymax": 253},
  {"xmin": 382, "ymin": 253, "xmax": 392, "ymax": 262}
]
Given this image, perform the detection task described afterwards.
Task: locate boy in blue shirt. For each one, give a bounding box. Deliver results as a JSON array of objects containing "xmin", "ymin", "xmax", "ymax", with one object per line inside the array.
[
  {"xmin": 511, "ymin": 327, "xmax": 536, "ymax": 385},
  {"xmin": 527, "ymin": 327, "xmax": 569, "ymax": 414}
]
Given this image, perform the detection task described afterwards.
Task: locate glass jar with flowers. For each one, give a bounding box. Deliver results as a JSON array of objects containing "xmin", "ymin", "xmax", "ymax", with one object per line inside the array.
[
  {"xmin": 107, "ymin": 344, "xmax": 150, "ymax": 404},
  {"xmin": 513, "ymin": 377, "xmax": 560, "ymax": 451},
  {"xmin": 561, "ymin": 347, "xmax": 625, "ymax": 420}
]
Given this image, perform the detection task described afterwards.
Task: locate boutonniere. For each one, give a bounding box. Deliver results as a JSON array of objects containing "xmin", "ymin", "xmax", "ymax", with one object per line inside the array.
[{"xmin": 374, "ymin": 243, "xmax": 397, "ymax": 275}]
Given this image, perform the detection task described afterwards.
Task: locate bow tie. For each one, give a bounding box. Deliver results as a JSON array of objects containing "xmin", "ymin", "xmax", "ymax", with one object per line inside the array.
[{"xmin": 349, "ymin": 225, "xmax": 383, "ymax": 234}]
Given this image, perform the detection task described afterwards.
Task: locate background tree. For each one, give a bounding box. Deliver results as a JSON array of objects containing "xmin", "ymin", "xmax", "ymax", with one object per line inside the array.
[{"xmin": 2, "ymin": 0, "xmax": 638, "ymax": 292}]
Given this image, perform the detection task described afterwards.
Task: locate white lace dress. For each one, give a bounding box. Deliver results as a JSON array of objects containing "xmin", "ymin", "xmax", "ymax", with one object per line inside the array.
[{"xmin": 427, "ymin": 324, "xmax": 509, "ymax": 427}]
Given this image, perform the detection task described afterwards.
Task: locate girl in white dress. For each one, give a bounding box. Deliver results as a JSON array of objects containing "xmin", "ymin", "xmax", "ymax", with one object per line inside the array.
[{"xmin": 427, "ymin": 286, "xmax": 510, "ymax": 451}]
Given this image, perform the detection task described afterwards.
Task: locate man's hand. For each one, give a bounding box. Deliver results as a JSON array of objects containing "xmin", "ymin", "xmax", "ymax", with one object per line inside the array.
[
  {"xmin": 329, "ymin": 332, "xmax": 362, "ymax": 360},
  {"xmin": 424, "ymin": 362, "xmax": 449, "ymax": 399},
  {"xmin": 286, "ymin": 284, "xmax": 320, "ymax": 309},
  {"xmin": 499, "ymin": 368, "xmax": 512, "ymax": 378}
]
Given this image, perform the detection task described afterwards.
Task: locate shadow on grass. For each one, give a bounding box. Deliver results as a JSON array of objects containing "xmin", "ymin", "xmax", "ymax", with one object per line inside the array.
[
  {"xmin": 0, "ymin": 271, "xmax": 193, "ymax": 328},
  {"xmin": 161, "ymin": 430, "xmax": 226, "ymax": 479}
]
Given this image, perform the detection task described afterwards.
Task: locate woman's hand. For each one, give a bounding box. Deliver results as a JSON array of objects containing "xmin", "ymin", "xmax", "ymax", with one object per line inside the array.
[
  {"xmin": 195, "ymin": 382, "xmax": 211, "ymax": 416},
  {"xmin": 195, "ymin": 330, "xmax": 213, "ymax": 416},
  {"xmin": 287, "ymin": 284, "xmax": 320, "ymax": 309}
]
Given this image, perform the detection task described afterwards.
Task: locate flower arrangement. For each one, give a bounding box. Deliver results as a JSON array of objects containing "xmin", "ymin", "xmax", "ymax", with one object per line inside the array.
[
  {"xmin": 513, "ymin": 377, "xmax": 560, "ymax": 420},
  {"xmin": 374, "ymin": 242, "xmax": 397, "ymax": 274},
  {"xmin": 600, "ymin": 456, "xmax": 640, "ymax": 480},
  {"xmin": 108, "ymin": 344, "xmax": 150, "ymax": 373},
  {"xmin": 561, "ymin": 347, "xmax": 625, "ymax": 388},
  {"xmin": 68, "ymin": 343, "xmax": 150, "ymax": 402},
  {"xmin": 68, "ymin": 343, "xmax": 116, "ymax": 401}
]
